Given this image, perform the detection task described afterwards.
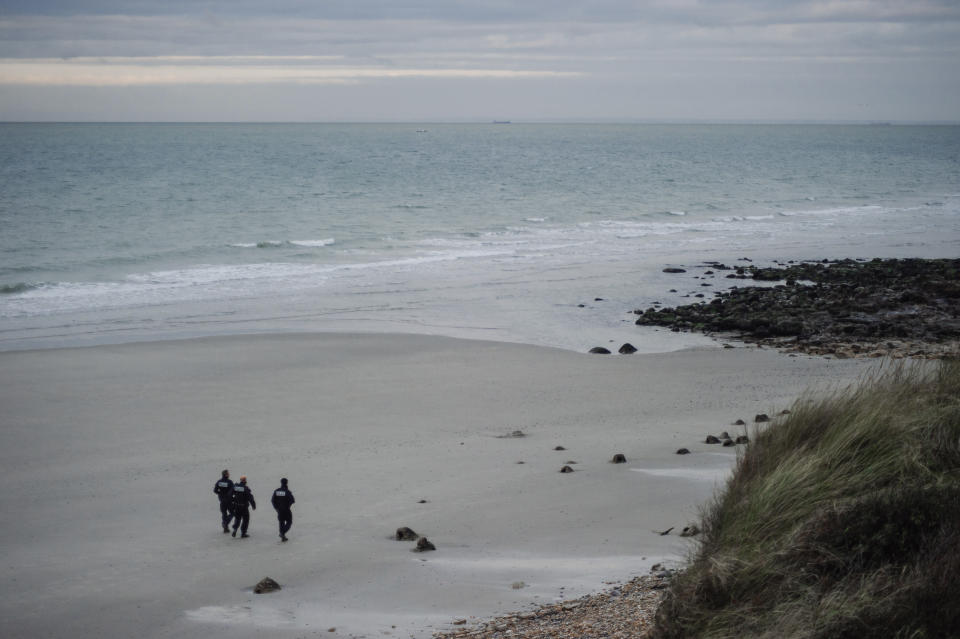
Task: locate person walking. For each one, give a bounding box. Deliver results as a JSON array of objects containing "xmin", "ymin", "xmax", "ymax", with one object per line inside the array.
[
  {"xmin": 230, "ymin": 475, "xmax": 256, "ymax": 538},
  {"xmin": 212, "ymin": 469, "xmax": 234, "ymax": 533},
  {"xmin": 271, "ymin": 477, "xmax": 296, "ymax": 542}
]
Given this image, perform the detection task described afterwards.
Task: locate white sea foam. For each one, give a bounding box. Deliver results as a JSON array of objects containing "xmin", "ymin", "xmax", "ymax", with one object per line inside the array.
[
  {"xmin": 778, "ymin": 205, "xmax": 883, "ymax": 217},
  {"xmin": 290, "ymin": 238, "xmax": 336, "ymax": 247}
]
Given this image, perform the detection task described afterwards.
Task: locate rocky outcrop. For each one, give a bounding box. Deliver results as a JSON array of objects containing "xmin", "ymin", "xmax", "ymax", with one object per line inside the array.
[{"xmin": 634, "ymin": 258, "xmax": 960, "ymax": 359}]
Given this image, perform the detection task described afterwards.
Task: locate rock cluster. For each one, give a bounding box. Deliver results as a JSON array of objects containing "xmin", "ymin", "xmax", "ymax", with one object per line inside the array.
[
  {"xmin": 634, "ymin": 258, "xmax": 960, "ymax": 359},
  {"xmin": 396, "ymin": 526, "xmax": 436, "ymax": 551},
  {"xmin": 433, "ymin": 574, "xmax": 669, "ymax": 639}
]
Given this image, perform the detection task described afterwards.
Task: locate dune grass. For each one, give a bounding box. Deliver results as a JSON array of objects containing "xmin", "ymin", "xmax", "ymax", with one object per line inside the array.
[{"xmin": 652, "ymin": 360, "xmax": 960, "ymax": 639}]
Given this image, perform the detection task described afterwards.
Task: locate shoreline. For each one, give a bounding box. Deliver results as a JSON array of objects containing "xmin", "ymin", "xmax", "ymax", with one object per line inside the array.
[{"xmin": 0, "ymin": 332, "xmax": 881, "ymax": 639}]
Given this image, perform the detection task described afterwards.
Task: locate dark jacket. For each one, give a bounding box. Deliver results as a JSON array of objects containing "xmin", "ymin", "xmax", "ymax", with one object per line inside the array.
[
  {"xmin": 231, "ymin": 482, "xmax": 256, "ymax": 509},
  {"xmin": 271, "ymin": 486, "xmax": 295, "ymax": 511},
  {"xmin": 214, "ymin": 477, "xmax": 234, "ymax": 502}
]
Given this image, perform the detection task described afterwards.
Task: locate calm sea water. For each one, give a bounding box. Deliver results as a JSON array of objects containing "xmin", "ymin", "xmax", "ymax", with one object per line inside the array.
[{"xmin": 1, "ymin": 123, "xmax": 958, "ymax": 352}]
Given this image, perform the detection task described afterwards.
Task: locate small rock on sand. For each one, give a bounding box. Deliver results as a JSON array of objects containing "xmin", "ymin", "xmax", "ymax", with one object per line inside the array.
[
  {"xmin": 396, "ymin": 527, "xmax": 419, "ymax": 541},
  {"xmin": 254, "ymin": 577, "xmax": 281, "ymax": 594},
  {"xmin": 611, "ymin": 453, "xmax": 627, "ymax": 463},
  {"xmin": 415, "ymin": 537, "xmax": 436, "ymax": 552}
]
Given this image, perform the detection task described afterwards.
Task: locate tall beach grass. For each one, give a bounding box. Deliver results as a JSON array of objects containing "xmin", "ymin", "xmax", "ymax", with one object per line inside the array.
[{"xmin": 652, "ymin": 360, "xmax": 960, "ymax": 639}]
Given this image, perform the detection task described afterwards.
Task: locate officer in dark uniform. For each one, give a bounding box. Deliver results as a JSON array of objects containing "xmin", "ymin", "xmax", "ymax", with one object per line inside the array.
[
  {"xmin": 230, "ymin": 475, "xmax": 256, "ymax": 538},
  {"xmin": 271, "ymin": 477, "xmax": 296, "ymax": 542},
  {"xmin": 213, "ymin": 469, "xmax": 234, "ymax": 533}
]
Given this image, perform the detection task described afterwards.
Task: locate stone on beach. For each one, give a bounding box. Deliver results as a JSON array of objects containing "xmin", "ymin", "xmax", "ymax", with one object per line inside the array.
[
  {"xmin": 589, "ymin": 346, "xmax": 612, "ymax": 354},
  {"xmin": 396, "ymin": 527, "xmax": 419, "ymax": 541},
  {"xmin": 610, "ymin": 453, "xmax": 627, "ymax": 463},
  {"xmin": 618, "ymin": 343, "xmax": 638, "ymax": 354},
  {"xmin": 253, "ymin": 577, "xmax": 281, "ymax": 594},
  {"xmin": 414, "ymin": 537, "xmax": 436, "ymax": 552}
]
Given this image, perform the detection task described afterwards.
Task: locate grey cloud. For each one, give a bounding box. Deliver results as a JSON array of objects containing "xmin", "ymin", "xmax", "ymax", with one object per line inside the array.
[{"xmin": 5, "ymin": 1, "xmax": 960, "ymax": 24}]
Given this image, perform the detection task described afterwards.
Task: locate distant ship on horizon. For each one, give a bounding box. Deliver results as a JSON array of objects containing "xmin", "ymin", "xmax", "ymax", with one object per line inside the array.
[{"xmin": 492, "ymin": 120, "xmax": 511, "ymax": 124}]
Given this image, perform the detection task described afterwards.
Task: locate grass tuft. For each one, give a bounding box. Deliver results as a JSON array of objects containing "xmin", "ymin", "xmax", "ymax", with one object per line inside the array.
[{"xmin": 652, "ymin": 360, "xmax": 960, "ymax": 639}]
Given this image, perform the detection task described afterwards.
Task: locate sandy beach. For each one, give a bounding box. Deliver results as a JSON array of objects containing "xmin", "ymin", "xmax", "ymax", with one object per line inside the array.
[{"xmin": 0, "ymin": 333, "xmax": 879, "ymax": 639}]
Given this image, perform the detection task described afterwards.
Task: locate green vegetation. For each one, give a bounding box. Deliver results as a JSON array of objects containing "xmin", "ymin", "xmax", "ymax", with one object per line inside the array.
[{"xmin": 652, "ymin": 360, "xmax": 960, "ymax": 639}]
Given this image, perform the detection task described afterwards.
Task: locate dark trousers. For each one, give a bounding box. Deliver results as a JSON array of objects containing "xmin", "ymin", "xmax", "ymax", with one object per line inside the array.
[
  {"xmin": 219, "ymin": 501, "xmax": 232, "ymax": 529},
  {"xmin": 232, "ymin": 506, "xmax": 251, "ymax": 533},
  {"xmin": 276, "ymin": 508, "xmax": 293, "ymax": 536}
]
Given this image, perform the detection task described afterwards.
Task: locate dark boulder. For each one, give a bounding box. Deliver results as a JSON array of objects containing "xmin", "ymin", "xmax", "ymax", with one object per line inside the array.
[
  {"xmin": 663, "ymin": 268, "xmax": 687, "ymax": 273},
  {"xmin": 755, "ymin": 414, "xmax": 770, "ymax": 423},
  {"xmin": 618, "ymin": 343, "xmax": 638, "ymax": 354},
  {"xmin": 733, "ymin": 419, "xmax": 746, "ymax": 426},
  {"xmin": 735, "ymin": 435, "xmax": 750, "ymax": 444},
  {"xmin": 560, "ymin": 465, "xmax": 575, "ymax": 473},
  {"xmin": 414, "ymin": 537, "xmax": 436, "ymax": 552},
  {"xmin": 679, "ymin": 525, "xmax": 701, "ymax": 537},
  {"xmin": 722, "ymin": 439, "xmax": 735, "ymax": 447},
  {"xmin": 589, "ymin": 346, "xmax": 612, "ymax": 354},
  {"xmin": 254, "ymin": 577, "xmax": 282, "ymax": 594},
  {"xmin": 611, "ymin": 453, "xmax": 627, "ymax": 463},
  {"xmin": 676, "ymin": 448, "xmax": 691, "ymax": 455},
  {"xmin": 554, "ymin": 445, "xmax": 566, "ymax": 451},
  {"xmin": 705, "ymin": 435, "xmax": 721, "ymax": 444},
  {"xmin": 396, "ymin": 527, "xmax": 419, "ymax": 541}
]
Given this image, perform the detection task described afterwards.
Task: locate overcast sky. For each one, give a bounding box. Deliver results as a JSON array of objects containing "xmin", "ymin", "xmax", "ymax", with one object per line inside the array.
[{"xmin": 0, "ymin": 0, "xmax": 958, "ymax": 122}]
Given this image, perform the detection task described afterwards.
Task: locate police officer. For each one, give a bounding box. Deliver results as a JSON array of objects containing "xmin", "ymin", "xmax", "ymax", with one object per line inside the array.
[
  {"xmin": 271, "ymin": 477, "xmax": 296, "ymax": 542},
  {"xmin": 213, "ymin": 469, "xmax": 233, "ymax": 533},
  {"xmin": 230, "ymin": 475, "xmax": 256, "ymax": 538}
]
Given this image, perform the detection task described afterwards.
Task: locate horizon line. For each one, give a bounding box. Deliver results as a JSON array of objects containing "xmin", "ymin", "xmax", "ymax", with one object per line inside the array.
[{"xmin": 2, "ymin": 119, "xmax": 959, "ymax": 126}]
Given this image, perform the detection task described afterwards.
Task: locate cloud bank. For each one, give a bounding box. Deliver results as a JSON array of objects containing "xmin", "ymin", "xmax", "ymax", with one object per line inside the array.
[{"xmin": 0, "ymin": 1, "xmax": 957, "ymax": 121}]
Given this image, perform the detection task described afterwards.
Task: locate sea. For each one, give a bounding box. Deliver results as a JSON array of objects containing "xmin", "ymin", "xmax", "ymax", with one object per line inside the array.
[{"xmin": 1, "ymin": 123, "xmax": 958, "ymax": 353}]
